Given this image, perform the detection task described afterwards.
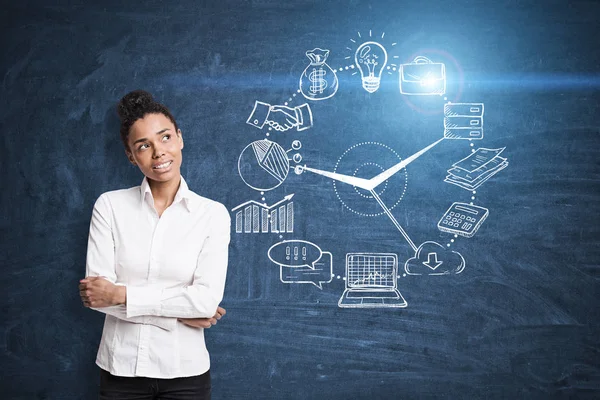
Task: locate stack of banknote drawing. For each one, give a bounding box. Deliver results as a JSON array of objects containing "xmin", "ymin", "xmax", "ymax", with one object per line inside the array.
[{"xmin": 445, "ymin": 147, "xmax": 509, "ymax": 190}]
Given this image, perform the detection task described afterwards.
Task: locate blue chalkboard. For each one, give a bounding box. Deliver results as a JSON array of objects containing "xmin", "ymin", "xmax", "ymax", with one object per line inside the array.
[{"xmin": 1, "ymin": 1, "xmax": 600, "ymax": 399}]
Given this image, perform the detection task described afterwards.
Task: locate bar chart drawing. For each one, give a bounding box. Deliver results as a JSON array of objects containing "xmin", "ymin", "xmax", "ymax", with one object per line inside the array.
[{"xmin": 232, "ymin": 194, "xmax": 295, "ymax": 234}]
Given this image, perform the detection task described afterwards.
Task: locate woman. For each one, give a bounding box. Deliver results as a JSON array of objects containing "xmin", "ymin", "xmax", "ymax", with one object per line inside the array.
[{"xmin": 79, "ymin": 90, "xmax": 230, "ymax": 399}]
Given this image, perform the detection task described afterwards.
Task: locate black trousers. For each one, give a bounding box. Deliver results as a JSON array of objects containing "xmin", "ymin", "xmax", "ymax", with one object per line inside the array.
[{"xmin": 99, "ymin": 368, "xmax": 211, "ymax": 400}]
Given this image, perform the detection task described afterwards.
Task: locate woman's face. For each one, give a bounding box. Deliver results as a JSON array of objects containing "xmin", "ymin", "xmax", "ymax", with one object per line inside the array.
[{"xmin": 126, "ymin": 113, "xmax": 184, "ymax": 184}]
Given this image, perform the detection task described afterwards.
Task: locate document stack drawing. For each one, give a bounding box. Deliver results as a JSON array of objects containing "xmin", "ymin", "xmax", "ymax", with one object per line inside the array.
[{"xmin": 445, "ymin": 147, "xmax": 508, "ymax": 190}]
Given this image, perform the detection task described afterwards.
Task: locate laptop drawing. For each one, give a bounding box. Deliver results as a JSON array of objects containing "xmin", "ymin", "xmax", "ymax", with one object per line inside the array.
[{"xmin": 338, "ymin": 253, "xmax": 407, "ymax": 308}]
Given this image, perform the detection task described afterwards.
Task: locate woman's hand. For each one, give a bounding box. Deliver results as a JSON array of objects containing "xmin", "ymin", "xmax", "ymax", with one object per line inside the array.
[
  {"xmin": 178, "ymin": 306, "xmax": 227, "ymax": 329},
  {"xmin": 79, "ymin": 276, "xmax": 124, "ymax": 308}
]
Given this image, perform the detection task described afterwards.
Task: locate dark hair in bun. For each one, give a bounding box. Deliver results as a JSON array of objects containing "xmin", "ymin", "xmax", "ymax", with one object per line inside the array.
[{"xmin": 117, "ymin": 90, "xmax": 179, "ymax": 150}]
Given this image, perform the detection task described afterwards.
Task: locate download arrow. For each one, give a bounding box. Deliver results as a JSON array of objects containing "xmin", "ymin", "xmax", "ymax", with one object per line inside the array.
[{"xmin": 422, "ymin": 252, "xmax": 443, "ymax": 270}]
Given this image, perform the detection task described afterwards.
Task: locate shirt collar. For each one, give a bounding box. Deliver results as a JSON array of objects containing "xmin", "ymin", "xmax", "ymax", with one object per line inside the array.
[{"xmin": 140, "ymin": 176, "xmax": 195, "ymax": 212}]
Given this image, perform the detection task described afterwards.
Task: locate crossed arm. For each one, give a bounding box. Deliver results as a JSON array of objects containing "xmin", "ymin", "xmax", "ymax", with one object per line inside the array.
[{"xmin": 79, "ymin": 277, "xmax": 226, "ymax": 329}]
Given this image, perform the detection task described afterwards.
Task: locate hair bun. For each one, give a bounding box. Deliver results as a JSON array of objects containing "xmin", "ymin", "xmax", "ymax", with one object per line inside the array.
[
  {"xmin": 116, "ymin": 89, "xmax": 178, "ymax": 148},
  {"xmin": 117, "ymin": 90, "xmax": 155, "ymax": 121}
]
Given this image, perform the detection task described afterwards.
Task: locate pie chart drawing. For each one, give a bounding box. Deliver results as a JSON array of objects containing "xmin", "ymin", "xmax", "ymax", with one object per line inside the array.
[{"xmin": 238, "ymin": 139, "xmax": 290, "ymax": 191}]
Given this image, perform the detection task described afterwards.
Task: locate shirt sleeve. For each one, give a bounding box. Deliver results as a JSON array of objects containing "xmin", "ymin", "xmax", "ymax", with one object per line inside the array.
[
  {"xmin": 85, "ymin": 194, "xmax": 177, "ymax": 331},
  {"xmin": 245, "ymin": 100, "xmax": 271, "ymax": 129},
  {"xmin": 126, "ymin": 203, "xmax": 231, "ymax": 319}
]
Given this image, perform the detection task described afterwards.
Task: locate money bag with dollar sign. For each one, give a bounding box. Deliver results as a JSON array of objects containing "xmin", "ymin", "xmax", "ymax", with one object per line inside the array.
[{"xmin": 299, "ymin": 48, "xmax": 339, "ymax": 101}]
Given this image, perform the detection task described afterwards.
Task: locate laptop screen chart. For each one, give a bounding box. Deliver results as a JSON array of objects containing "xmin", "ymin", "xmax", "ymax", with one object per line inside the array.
[{"xmin": 347, "ymin": 254, "xmax": 397, "ymax": 288}]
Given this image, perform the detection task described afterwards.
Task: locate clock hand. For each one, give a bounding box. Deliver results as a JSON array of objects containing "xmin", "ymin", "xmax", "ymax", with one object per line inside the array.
[
  {"xmin": 302, "ymin": 137, "xmax": 444, "ymax": 191},
  {"xmin": 302, "ymin": 165, "xmax": 419, "ymax": 251},
  {"xmin": 367, "ymin": 137, "xmax": 445, "ymax": 190},
  {"xmin": 370, "ymin": 190, "xmax": 418, "ymax": 252},
  {"xmin": 301, "ymin": 166, "xmax": 373, "ymax": 190}
]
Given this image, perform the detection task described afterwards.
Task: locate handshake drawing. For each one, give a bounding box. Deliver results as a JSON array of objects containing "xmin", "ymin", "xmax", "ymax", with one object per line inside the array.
[{"xmin": 246, "ymin": 100, "xmax": 313, "ymax": 132}]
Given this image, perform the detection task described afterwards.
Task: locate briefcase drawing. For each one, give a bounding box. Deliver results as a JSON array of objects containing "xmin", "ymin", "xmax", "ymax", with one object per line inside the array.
[
  {"xmin": 399, "ymin": 56, "xmax": 446, "ymax": 95},
  {"xmin": 444, "ymin": 102, "xmax": 485, "ymax": 140}
]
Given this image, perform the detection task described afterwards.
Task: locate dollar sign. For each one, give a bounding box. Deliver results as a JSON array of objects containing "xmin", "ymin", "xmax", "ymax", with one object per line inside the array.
[{"xmin": 309, "ymin": 67, "xmax": 327, "ymax": 95}]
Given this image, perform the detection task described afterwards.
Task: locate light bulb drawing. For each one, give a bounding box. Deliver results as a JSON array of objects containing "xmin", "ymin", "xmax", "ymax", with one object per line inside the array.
[{"xmin": 354, "ymin": 41, "xmax": 388, "ymax": 93}]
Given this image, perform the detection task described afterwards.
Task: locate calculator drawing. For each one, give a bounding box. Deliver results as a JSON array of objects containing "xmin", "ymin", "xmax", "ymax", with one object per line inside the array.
[{"xmin": 438, "ymin": 202, "xmax": 489, "ymax": 238}]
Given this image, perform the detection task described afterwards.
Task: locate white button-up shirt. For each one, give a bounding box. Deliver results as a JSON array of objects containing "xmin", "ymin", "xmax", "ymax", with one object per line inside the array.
[{"xmin": 85, "ymin": 176, "xmax": 230, "ymax": 378}]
